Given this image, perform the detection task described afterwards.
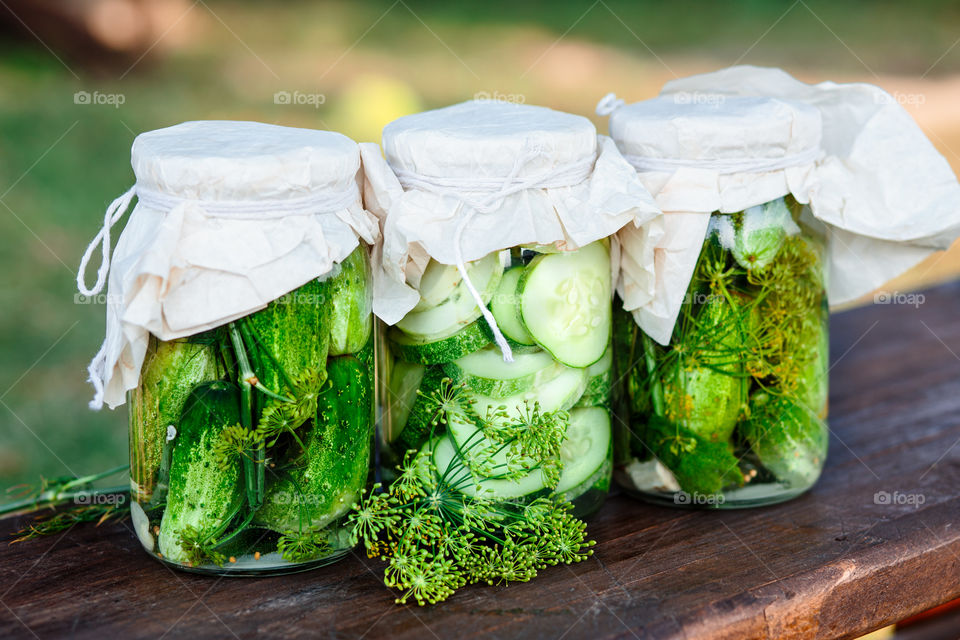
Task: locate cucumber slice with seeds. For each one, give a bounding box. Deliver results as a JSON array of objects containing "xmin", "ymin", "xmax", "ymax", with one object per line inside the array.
[
  {"xmin": 468, "ymin": 365, "xmax": 587, "ymax": 420},
  {"xmin": 431, "ymin": 433, "xmax": 547, "ymax": 499},
  {"xmin": 556, "ymin": 407, "xmax": 611, "ymax": 495},
  {"xmin": 413, "ymin": 260, "xmax": 462, "ymax": 311},
  {"xmin": 442, "ymin": 346, "xmax": 560, "ymax": 398},
  {"xmin": 397, "ymin": 252, "xmax": 503, "ymax": 338},
  {"xmin": 491, "ymin": 266, "xmax": 536, "ymax": 346},
  {"xmin": 518, "ymin": 241, "xmax": 611, "ymax": 368}
]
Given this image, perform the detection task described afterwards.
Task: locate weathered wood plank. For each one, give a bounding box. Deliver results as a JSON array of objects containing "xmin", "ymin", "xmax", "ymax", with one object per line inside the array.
[{"xmin": 1, "ymin": 281, "xmax": 959, "ymax": 640}]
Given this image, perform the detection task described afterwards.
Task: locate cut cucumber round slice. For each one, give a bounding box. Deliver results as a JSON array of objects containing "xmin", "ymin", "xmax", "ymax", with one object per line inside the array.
[
  {"xmin": 413, "ymin": 260, "xmax": 462, "ymax": 311},
  {"xmin": 397, "ymin": 252, "xmax": 503, "ymax": 338},
  {"xmin": 442, "ymin": 346, "xmax": 560, "ymax": 398},
  {"xmin": 518, "ymin": 241, "xmax": 611, "ymax": 368},
  {"xmin": 469, "ymin": 365, "xmax": 587, "ymax": 420},
  {"xmin": 386, "ymin": 360, "xmax": 425, "ymax": 441},
  {"xmin": 555, "ymin": 407, "xmax": 612, "ymax": 494},
  {"xmin": 433, "ymin": 432, "xmax": 547, "ymax": 500},
  {"xmin": 490, "ymin": 266, "xmax": 536, "ymax": 346},
  {"xmin": 388, "ymin": 320, "xmax": 491, "ymax": 365}
]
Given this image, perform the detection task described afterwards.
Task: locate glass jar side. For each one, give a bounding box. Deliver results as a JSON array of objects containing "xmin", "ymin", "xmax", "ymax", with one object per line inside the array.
[
  {"xmin": 128, "ymin": 245, "xmax": 375, "ymax": 574},
  {"xmin": 379, "ymin": 242, "xmax": 615, "ymax": 518},
  {"xmin": 613, "ymin": 197, "xmax": 829, "ymax": 508}
]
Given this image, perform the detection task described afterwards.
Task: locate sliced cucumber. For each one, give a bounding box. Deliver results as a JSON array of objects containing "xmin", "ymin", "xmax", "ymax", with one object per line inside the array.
[
  {"xmin": 433, "ymin": 432, "xmax": 547, "ymax": 500},
  {"xmin": 574, "ymin": 345, "xmax": 613, "ymax": 408},
  {"xmin": 413, "ymin": 260, "xmax": 462, "ymax": 311},
  {"xmin": 468, "ymin": 365, "xmax": 587, "ymax": 420},
  {"xmin": 395, "ymin": 366, "xmax": 447, "ymax": 452},
  {"xmin": 555, "ymin": 407, "xmax": 611, "ymax": 495},
  {"xmin": 442, "ymin": 346, "xmax": 561, "ymax": 398},
  {"xmin": 518, "ymin": 241, "xmax": 611, "ymax": 368},
  {"xmin": 388, "ymin": 320, "xmax": 491, "ymax": 365},
  {"xmin": 397, "ymin": 252, "xmax": 503, "ymax": 338},
  {"xmin": 386, "ymin": 360, "xmax": 425, "ymax": 441},
  {"xmin": 490, "ymin": 266, "xmax": 536, "ymax": 346}
]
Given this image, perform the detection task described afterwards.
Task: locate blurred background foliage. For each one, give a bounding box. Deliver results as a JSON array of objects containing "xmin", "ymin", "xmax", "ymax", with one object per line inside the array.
[{"xmin": 2, "ymin": 0, "xmax": 960, "ymax": 501}]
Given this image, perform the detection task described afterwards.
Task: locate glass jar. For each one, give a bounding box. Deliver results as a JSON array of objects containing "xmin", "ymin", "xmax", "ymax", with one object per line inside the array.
[
  {"xmin": 128, "ymin": 245, "xmax": 375, "ymax": 574},
  {"xmin": 613, "ymin": 196, "xmax": 829, "ymax": 508},
  {"xmin": 379, "ymin": 241, "xmax": 614, "ymax": 517}
]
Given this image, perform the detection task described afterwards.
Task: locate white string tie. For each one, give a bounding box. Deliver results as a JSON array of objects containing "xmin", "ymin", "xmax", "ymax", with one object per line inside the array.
[
  {"xmin": 393, "ymin": 148, "xmax": 596, "ymax": 362},
  {"xmin": 623, "ymin": 145, "xmax": 822, "ymax": 175},
  {"xmin": 78, "ymin": 182, "xmax": 360, "ymax": 409},
  {"xmin": 76, "ymin": 184, "xmax": 360, "ymax": 296},
  {"xmin": 595, "ymin": 93, "xmax": 625, "ymax": 116}
]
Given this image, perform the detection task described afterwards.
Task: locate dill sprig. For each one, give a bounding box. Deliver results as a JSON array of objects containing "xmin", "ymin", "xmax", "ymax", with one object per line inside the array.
[
  {"xmin": 3, "ymin": 466, "xmax": 130, "ymax": 542},
  {"xmin": 277, "ymin": 529, "xmax": 331, "ymax": 563},
  {"xmin": 348, "ymin": 381, "xmax": 594, "ymax": 606}
]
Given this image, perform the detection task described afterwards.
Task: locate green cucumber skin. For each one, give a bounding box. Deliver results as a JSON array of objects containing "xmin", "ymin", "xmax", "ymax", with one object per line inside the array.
[
  {"xmin": 157, "ymin": 382, "xmax": 244, "ymax": 563},
  {"xmin": 245, "ymin": 278, "xmax": 332, "ymax": 397},
  {"xmin": 326, "ymin": 245, "xmax": 373, "ymax": 356},
  {"xmin": 395, "ymin": 366, "xmax": 446, "ymax": 452},
  {"xmin": 388, "ymin": 321, "xmax": 491, "ymax": 365},
  {"xmin": 742, "ymin": 394, "xmax": 827, "ymax": 489},
  {"xmin": 574, "ymin": 371, "xmax": 612, "ymax": 408},
  {"xmin": 664, "ymin": 298, "xmax": 746, "ymax": 442},
  {"xmin": 129, "ymin": 335, "xmax": 221, "ymax": 503},
  {"xmin": 441, "ymin": 357, "xmax": 563, "ymax": 399},
  {"xmin": 255, "ymin": 354, "xmax": 373, "ymax": 534}
]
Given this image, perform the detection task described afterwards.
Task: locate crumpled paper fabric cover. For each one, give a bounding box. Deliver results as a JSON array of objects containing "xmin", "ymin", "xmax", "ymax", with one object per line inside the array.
[
  {"xmin": 610, "ymin": 65, "xmax": 960, "ymax": 345},
  {"xmin": 360, "ymin": 100, "xmax": 661, "ymax": 326},
  {"xmin": 91, "ymin": 121, "xmax": 378, "ymax": 409}
]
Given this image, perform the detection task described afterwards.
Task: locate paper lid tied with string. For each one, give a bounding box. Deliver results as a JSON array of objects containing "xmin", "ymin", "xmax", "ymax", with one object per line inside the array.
[
  {"xmin": 597, "ymin": 66, "xmax": 960, "ymax": 345},
  {"xmin": 360, "ymin": 99, "xmax": 660, "ymax": 360},
  {"xmin": 78, "ymin": 120, "xmax": 379, "ymax": 410}
]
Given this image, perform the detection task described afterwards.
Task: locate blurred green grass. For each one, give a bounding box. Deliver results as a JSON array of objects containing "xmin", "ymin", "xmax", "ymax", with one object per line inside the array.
[{"xmin": 2, "ymin": 0, "xmax": 960, "ymax": 502}]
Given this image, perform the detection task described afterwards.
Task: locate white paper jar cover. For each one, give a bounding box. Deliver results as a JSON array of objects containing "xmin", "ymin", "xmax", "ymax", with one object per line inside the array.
[
  {"xmin": 360, "ymin": 99, "xmax": 661, "ymax": 335},
  {"xmin": 79, "ymin": 120, "xmax": 379, "ymax": 409},
  {"xmin": 601, "ymin": 65, "xmax": 960, "ymax": 345}
]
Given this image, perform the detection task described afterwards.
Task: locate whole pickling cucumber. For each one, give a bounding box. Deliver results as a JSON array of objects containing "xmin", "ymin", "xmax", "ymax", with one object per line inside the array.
[
  {"xmin": 742, "ymin": 393, "xmax": 828, "ymax": 488},
  {"xmin": 243, "ymin": 277, "xmax": 332, "ymax": 414},
  {"xmin": 255, "ymin": 353, "xmax": 373, "ymax": 534},
  {"xmin": 157, "ymin": 381, "xmax": 244, "ymax": 564},
  {"xmin": 663, "ymin": 297, "xmax": 746, "ymax": 442},
  {"xmin": 326, "ymin": 245, "xmax": 373, "ymax": 356},
  {"xmin": 129, "ymin": 334, "xmax": 221, "ymax": 503}
]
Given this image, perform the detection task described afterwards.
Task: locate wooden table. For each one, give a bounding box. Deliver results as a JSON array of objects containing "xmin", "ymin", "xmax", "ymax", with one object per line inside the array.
[{"xmin": 2, "ymin": 282, "xmax": 959, "ymax": 640}]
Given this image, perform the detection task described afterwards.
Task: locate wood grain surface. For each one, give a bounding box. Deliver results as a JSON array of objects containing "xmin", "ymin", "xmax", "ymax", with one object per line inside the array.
[{"xmin": 2, "ymin": 282, "xmax": 959, "ymax": 640}]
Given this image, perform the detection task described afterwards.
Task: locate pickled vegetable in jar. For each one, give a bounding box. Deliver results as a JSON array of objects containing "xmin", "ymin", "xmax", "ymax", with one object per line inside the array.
[
  {"xmin": 614, "ymin": 196, "xmax": 829, "ymax": 507},
  {"xmin": 601, "ymin": 66, "xmax": 960, "ymax": 507},
  {"xmin": 79, "ymin": 121, "xmax": 379, "ymax": 573},
  {"xmin": 361, "ymin": 100, "xmax": 660, "ymax": 517}
]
